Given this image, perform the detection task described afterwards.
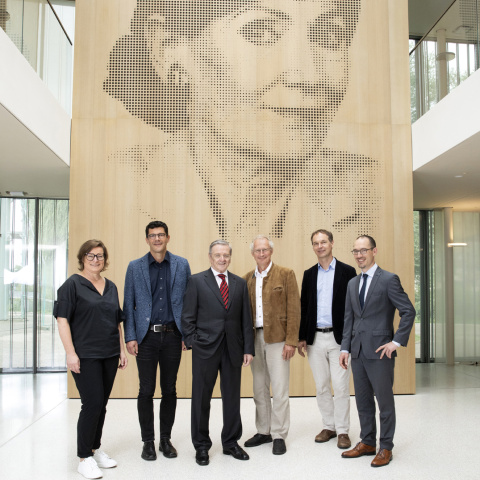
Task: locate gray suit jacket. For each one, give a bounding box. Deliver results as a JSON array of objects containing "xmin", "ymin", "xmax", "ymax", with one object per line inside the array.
[
  {"xmin": 181, "ymin": 269, "xmax": 254, "ymax": 366},
  {"xmin": 123, "ymin": 252, "xmax": 191, "ymax": 344},
  {"xmin": 341, "ymin": 266, "xmax": 415, "ymax": 360}
]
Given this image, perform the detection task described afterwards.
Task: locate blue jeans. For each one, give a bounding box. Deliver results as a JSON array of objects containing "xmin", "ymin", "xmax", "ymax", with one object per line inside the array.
[{"xmin": 136, "ymin": 328, "xmax": 182, "ymax": 441}]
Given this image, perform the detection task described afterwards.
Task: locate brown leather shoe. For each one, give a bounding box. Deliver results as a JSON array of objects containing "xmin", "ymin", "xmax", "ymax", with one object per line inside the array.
[
  {"xmin": 341, "ymin": 442, "xmax": 376, "ymax": 458},
  {"xmin": 337, "ymin": 434, "xmax": 351, "ymax": 449},
  {"xmin": 371, "ymin": 449, "xmax": 392, "ymax": 467},
  {"xmin": 315, "ymin": 429, "xmax": 337, "ymax": 443}
]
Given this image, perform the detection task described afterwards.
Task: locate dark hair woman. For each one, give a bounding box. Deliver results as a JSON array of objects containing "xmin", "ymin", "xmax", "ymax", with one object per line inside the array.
[{"xmin": 54, "ymin": 239, "xmax": 127, "ymax": 479}]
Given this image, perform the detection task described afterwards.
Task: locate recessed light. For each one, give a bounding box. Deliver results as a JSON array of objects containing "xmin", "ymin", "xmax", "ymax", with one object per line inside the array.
[{"xmin": 5, "ymin": 191, "xmax": 28, "ymax": 196}]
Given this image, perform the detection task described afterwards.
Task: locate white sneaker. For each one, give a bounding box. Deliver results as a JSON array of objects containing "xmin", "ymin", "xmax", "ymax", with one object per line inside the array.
[
  {"xmin": 78, "ymin": 457, "xmax": 102, "ymax": 479},
  {"xmin": 93, "ymin": 449, "xmax": 117, "ymax": 468}
]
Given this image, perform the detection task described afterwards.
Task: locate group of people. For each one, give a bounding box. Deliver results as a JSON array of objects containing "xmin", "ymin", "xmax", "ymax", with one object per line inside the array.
[{"xmin": 54, "ymin": 221, "xmax": 415, "ymax": 479}]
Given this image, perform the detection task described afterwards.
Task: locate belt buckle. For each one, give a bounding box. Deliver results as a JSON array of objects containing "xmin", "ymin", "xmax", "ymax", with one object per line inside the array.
[{"xmin": 153, "ymin": 324, "xmax": 161, "ymax": 333}]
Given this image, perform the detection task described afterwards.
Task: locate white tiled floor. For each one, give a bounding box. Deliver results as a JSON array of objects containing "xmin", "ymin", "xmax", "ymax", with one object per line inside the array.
[{"xmin": 1, "ymin": 364, "xmax": 480, "ymax": 479}]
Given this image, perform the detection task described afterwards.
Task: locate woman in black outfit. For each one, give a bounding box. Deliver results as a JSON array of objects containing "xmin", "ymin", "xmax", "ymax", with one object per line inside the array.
[{"xmin": 54, "ymin": 239, "xmax": 127, "ymax": 479}]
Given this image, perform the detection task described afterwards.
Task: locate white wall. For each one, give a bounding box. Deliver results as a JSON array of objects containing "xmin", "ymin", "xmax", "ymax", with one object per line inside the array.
[{"xmin": 0, "ymin": 27, "xmax": 70, "ymax": 165}]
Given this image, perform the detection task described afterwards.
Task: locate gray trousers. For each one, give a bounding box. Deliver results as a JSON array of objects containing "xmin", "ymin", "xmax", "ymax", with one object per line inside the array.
[{"xmin": 351, "ymin": 349, "xmax": 395, "ymax": 450}]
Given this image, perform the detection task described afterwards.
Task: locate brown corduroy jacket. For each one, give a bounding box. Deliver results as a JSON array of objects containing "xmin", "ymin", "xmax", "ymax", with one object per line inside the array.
[{"xmin": 243, "ymin": 263, "xmax": 300, "ymax": 346}]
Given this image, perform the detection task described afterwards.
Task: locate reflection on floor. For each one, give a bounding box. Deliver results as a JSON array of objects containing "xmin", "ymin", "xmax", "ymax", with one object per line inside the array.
[{"xmin": 1, "ymin": 364, "xmax": 479, "ymax": 479}]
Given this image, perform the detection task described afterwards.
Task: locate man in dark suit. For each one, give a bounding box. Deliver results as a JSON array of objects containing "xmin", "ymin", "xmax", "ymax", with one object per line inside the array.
[
  {"xmin": 124, "ymin": 221, "xmax": 191, "ymax": 461},
  {"xmin": 298, "ymin": 229, "xmax": 356, "ymax": 449},
  {"xmin": 340, "ymin": 235, "xmax": 415, "ymax": 467},
  {"xmin": 181, "ymin": 240, "xmax": 254, "ymax": 466}
]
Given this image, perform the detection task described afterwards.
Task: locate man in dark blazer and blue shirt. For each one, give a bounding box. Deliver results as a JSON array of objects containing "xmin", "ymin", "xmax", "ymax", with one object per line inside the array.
[
  {"xmin": 340, "ymin": 235, "xmax": 415, "ymax": 467},
  {"xmin": 124, "ymin": 221, "xmax": 191, "ymax": 461},
  {"xmin": 181, "ymin": 240, "xmax": 254, "ymax": 466},
  {"xmin": 298, "ymin": 229, "xmax": 356, "ymax": 449}
]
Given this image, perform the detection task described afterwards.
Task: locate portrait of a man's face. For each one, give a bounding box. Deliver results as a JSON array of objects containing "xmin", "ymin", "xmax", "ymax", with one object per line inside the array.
[{"xmin": 103, "ymin": 0, "xmax": 377, "ymax": 241}]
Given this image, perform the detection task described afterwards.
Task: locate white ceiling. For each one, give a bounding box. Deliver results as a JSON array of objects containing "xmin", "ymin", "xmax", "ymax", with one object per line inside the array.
[
  {"xmin": 413, "ymin": 130, "xmax": 480, "ymax": 210},
  {"xmin": 408, "ymin": 0, "xmax": 455, "ymax": 37},
  {"xmin": 0, "ymin": 104, "xmax": 70, "ymax": 198}
]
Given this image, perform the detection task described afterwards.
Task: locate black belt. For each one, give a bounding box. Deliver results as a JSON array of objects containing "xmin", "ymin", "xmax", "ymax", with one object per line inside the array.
[
  {"xmin": 316, "ymin": 327, "xmax": 334, "ymax": 333},
  {"xmin": 256, "ymin": 327, "xmax": 263, "ymax": 330},
  {"xmin": 149, "ymin": 324, "xmax": 176, "ymax": 333}
]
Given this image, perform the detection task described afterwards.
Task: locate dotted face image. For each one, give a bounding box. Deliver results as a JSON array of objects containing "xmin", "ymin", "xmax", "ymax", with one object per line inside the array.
[{"xmin": 104, "ymin": 0, "xmax": 379, "ymax": 241}]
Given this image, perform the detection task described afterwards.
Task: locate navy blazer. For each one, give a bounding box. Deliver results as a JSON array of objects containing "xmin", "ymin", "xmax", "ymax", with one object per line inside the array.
[
  {"xmin": 123, "ymin": 252, "xmax": 191, "ymax": 344},
  {"xmin": 300, "ymin": 259, "xmax": 356, "ymax": 345},
  {"xmin": 341, "ymin": 266, "xmax": 416, "ymax": 359}
]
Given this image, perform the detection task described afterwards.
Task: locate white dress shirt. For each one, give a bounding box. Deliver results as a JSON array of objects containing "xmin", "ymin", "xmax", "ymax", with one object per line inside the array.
[
  {"xmin": 359, "ymin": 263, "xmax": 378, "ymax": 298},
  {"xmin": 211, "ymin": 267, "xmax": 228, "ymax": 287},
  {"xmin": 254, "ymin": 261, "xmax": 272, "ymax": 328}
]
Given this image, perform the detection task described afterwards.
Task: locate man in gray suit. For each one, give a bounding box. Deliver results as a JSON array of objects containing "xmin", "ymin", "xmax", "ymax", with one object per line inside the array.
[
  {"xmin": 181, "ymin": 240, "xmax": 254, "ymax": 466},
  {"xmin": 124, "ymin": 221, "xmax": 191, "ymax": 461},
  {"xmin": 339, "ymin": 235, "xmax": 415, "ymax": 467}
]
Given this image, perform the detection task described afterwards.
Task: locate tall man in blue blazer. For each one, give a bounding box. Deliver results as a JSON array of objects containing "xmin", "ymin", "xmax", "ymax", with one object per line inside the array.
[
  {"xmin": 181, "ymin": 240, "xmax": 254, "ymax": 466},
  {"xmin": 340, "ymin": 235, "xmax": 415, "ymax": 467},
  {"xmin": 124, "ymin": 221, "xmax": 191, "ymax": 461}
]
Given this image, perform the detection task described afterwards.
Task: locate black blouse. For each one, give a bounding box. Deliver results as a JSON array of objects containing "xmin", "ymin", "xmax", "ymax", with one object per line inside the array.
[{"xmin": 53, "ymin": 274, "xmax": 123, "ymax": 359}]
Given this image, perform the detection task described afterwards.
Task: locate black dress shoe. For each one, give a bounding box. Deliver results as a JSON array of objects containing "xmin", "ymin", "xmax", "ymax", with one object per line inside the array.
[
  {"xmin": 223, "ymin": 444, "xmax": 249, "ymax": 460},
  {"xmin": 244, "ymin": 433, "xmax": 273, "ymax": 447},
  {"xmin": 272, "ymin": 439, "xmax": 287, "ymax": 455},
  {"xmin": 141, "ymin": 441, "xmax": 157, "ymax": 461},
  {"xmin": 159, "ymin": 438, "xmax": 177, "ymax": 458},
  {"xmin": 195, "ymin": 449, "xmax": 209, "ymax": 466}
]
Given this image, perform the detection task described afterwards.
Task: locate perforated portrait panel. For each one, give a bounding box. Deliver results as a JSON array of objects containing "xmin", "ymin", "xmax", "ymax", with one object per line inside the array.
[
  {"xmin": 103, "ymin": 0, "xmax": 379, "ymax": 248},
  {"xmin": 69, "ymin": 0, "xmax": 415, "ymax": 397}
]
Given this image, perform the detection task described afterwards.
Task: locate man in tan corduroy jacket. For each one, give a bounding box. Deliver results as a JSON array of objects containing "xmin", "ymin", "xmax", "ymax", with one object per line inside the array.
[{"xmin": 242, "ymin": 235, "xmax": 300, "ymax": 456}]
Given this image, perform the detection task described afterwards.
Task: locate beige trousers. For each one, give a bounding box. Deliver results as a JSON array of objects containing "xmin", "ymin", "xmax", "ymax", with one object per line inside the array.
[
  {"xmin": 250, "ymin": 330, "xmax": 291, "ymax": 440},
  {"xmin": 307, "ymin": 331, "xmax": 351, "ymax": 434}
]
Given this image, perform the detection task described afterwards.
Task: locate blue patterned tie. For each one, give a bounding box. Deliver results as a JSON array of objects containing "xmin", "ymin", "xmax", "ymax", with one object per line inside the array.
[{"xmin": 359, "ymin": 273, "xmax": 368, "ymax": 309}]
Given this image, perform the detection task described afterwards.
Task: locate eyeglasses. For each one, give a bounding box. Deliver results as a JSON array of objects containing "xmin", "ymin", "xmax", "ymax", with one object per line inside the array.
[
  {"xmin": 85, "ymin": 253, "xmax": 104, "ymax": 261},
  {"xmin": 211, "ymin": 254, "xmax": 231, "ymax": 260},
  {"xmin": 148, "ymin": 233, "xmax": 167, "ymax": 239},
  {"xmin": 253, "ymin": 249, "xmax": 271, "ymax": 255},
  {"xmin": 351, "ymin": 248, "xmax": 374, "ymax": 256}
]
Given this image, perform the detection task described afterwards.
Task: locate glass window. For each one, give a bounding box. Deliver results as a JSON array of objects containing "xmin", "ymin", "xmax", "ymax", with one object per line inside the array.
[{"xmin": 0, "ymin": 197, "xmax": 68, "ymax": 372}]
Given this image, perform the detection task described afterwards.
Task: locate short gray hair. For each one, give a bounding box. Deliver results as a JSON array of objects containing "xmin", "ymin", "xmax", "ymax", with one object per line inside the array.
[
  {"xmin": 250, "ymin": 235, "xmax": 274, "ymax": 253},
  {"xmin": 209, "ymin": 239, "xmax": 232, "ymax": 255}
]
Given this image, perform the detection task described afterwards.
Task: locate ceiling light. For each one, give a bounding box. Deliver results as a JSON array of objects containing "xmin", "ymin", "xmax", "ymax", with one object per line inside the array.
[
  {"xmin": 436, "ymin": 51, "xmax": 455, "ymax": 62},
  {"xmin": 448, "ymin": 243, "xmax": 467, "ymax": 247},
  {"xmin": 5, "ymin": 191, "xmax": 28, "ymax": 196}
]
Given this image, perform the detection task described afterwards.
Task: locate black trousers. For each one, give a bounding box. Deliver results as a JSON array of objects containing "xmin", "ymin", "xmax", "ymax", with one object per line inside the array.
[
  {"xmin": 71, "ymin": 356, "xmax": 118, "ymax": 458},
  {"xmin": 191, "ymin": 339, "xmax": 242, "ymax": 450},
  {"xmin": 136, "ymin": 329, "xmax": 182, "ymax": 441}
]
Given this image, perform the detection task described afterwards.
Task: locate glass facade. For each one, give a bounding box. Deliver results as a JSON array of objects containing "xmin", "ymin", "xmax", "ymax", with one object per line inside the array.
[
  {"xmin": 0, "ymin": 197, "xmax": 68, "ymax": 372},
  {"xmin": 414, "ymin": 210, "xmax": 480, "ymax": 363},
  {"xmin": 410, "ymin": 0, "xmax": 480, "ymax": 122},
  {"xmin": 453, "ymin": 212, "xmax": 480, "ymax": 362}
]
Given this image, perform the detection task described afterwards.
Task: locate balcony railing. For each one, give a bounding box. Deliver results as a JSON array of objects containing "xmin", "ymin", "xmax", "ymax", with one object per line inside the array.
[
  {"xmin": 410, "ymin": 0, "xmax": 479, "ymax": 123},
  {"xmin": 1, "ymin": 0, "xmax": 74, "ymax": 114}
]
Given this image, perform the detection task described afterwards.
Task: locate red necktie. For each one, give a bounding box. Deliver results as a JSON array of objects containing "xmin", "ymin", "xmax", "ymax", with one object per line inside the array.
[{"xmin": 218, "ymin": 274, "xmax": 228, "ymax": 309}]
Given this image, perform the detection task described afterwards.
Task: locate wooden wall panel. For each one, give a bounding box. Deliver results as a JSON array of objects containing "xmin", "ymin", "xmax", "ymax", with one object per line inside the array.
[{"xmin": 68, "ymin": 0, "xmax": 415, "ymax": 398}]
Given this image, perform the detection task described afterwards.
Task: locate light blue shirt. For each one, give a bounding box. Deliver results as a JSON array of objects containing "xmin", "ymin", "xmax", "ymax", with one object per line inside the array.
[{"xmin": 316, "ymin": 258, "xmax": 336, "ymax": 328}]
